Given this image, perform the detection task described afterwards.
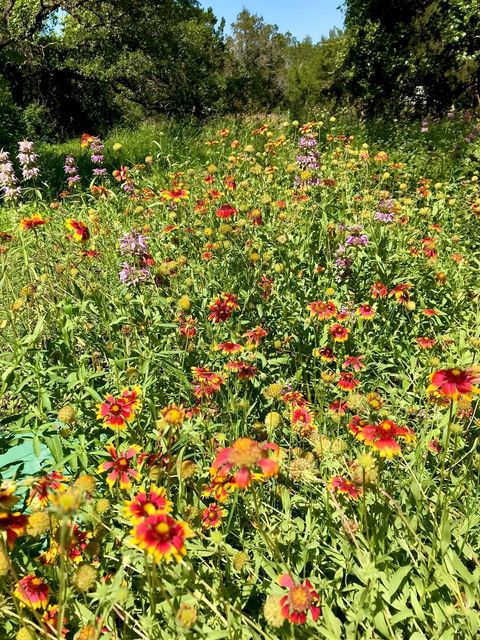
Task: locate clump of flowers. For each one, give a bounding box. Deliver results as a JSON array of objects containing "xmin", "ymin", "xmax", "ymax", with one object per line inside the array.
[
  {"xmin": 191, "ymin": 366, "xmax": 225, "ymax": 399},
  {"xmin": 0, "ymin": 149, "xmax": 21, "ymax": 199},
  {"xmin": 208, "ymin": 292, "xmax": 240, "ymax": 323},
  {"xmin": 17, "ymin": 140, "xmax": 40, "ymax": 180},
  {"xmin": 119, "ymin": 262, "xmax": 150, "ymax": 286},
  {"xmin": 89, "ymin": 136, "xmax": 107, "ymax": 177},
  {"xmin": 64, "ymin": 155, "xmax": 80, "ymax": 187},
  {"xmin": 96, "ymin": 386, "xmax": 141, "ymax": 430},
  {"xmin": 118, "ymin": 230, "xmax": 153, "ymax": 285},
  {"xmin": 295, "ymin": 134, "xmax": 322, "ymax": 188},
  {"xmin": 128, "ymin": 486, "xmax": 192, "ymax": 563},
  {"xmin": 374, "ymin": 198, "xmax": 398, "ymax": 223}
]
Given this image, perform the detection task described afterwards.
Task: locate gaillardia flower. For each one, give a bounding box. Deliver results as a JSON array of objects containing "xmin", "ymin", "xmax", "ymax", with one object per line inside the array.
[
  {"xmin": 131, "ymin": 513, "xmax": 192, "ymax": 562},
  {"xmin": 278, "ymin": 574, "xmax": 320, "ymax": 624},
  {"xmin": 19, "ymin": 214, "xmax": 48, "ymax": 230},
  {"xmin": 357, "ymin": 419, "xmax": 415, "ymax": 457},
  {"xmin": 98, "ymin": 444, "xmax": 141, "ymax": 489},
  {"xmin": 65, "ymin": 219, "xmax": 90, "ymax": 242},
  {"xmin": 428, "ymin": 367, "xmax": 480, "ymax": 400},
  {"xmin": 124, "ymin": 487, "xmax": 172, "ymax": 523},
  {"xmin": 15, "ymin": 575, "xmax": 50, "ymax": 609},
  {"xmin": 211, "ymin": 438, "xmax": 279, "ymax": 490},
  {"xmin": 329, "ymin": 323, "xmax": 350, "ymax": 342},
  {"xmin": 96, "ymin": 386, "xmax": 141, "ymax": 430},
  {"xmin": 329, "ymin": 476, "xmax": 362, "ymax": 500}
]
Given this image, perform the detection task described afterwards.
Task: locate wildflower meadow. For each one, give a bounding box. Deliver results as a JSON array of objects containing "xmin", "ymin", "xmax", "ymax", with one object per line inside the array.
[{"xmin": 0, "ymin": 115, "xmax": 479, "ymax": 640}]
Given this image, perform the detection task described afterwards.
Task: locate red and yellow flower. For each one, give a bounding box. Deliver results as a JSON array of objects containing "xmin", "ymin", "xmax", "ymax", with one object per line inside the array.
[
  {"xmin": 65, "ymin": 219, "xmax": 90, "ymax": 242},
  {"xmin": 210, "ymin": 438, "xmax": 279, "ymax": 490},
  {"xmin": 329, "ymin": 323, "xmax": 350, "ymax": 342},
  {"xmin": 131, "ymin": 513, "xmax": 192, "ymax": 562},
  {"xmin": 81, "ymin": 133, "xmax": 96, "ymax": 147},
  {"xmin": 216, "ymin": 203, "xmax": 237, "ymax": 218},
  {"xmin": 0, "ymin": 511, "xmax": 28, "ymax": 547},
  {"xmin": 15, "ymin": 575, "xmax": 50, "ymax": 609},
  {"xmin": 215, "ymin": 341, "xmax": 243, "ymax": 354},
  {"xmin": 428, "ymin": 367, "xmax": 480, "ymax": 400},
  {"xmin": 28, "ymin": 471, "xmax": 67, "ymax": 507},
  {"xmin": 96, "ymin": 386, "xmax": 141, "ymax": 430},
  {"xmin": 201, "ymin": 503, "xmax": 227, "ymax": 529},
  {"xmin": 98, "ymin": 443, "xmax": 141, "ymax": 489},
  {"xmin": 357, "ymin": 304, "xmax": 376, "ymax": 320},
  {"xmin": 160, "ymin": 403, "xmax": 185, "ymax": 427},
  {"xmin": 243, "ymin": 325, "xmax": 268, "ymax": 347},
  {"xmin": 356, "ymin": 419, "xmax": 415, "ymax": 457},
  {"xmin": 307, "ymin": 300, "xmax": 337, "ymax": 320},
  {"xmin": 19, "ymin": 214, "xmax": 48, "ymax": 230},
  {"xmin": 290, "ymin": 405, "xmax": 316, "ymax": 436},
  {"xmin": 191, "ymin": 366, "xmax": 225, "ymax": 398},
  {"xmin": 278, "ymin": 574, "xmax": 321, "ymax": 624},
  {"xmin": 329, "ymin": 476, "xmax": 363, "ymax": 500},
  {"xmin": 416, "ymin": 337, "xmax": 436, "ymax": 349},
  {"xmin": 124, "ymin": 487, "xmax": 172, "ymax": 523},
  {"xmin": 337, "ymin": 372, "xmax": 360, "ymax": 391},
  {"xmin": 161, "ymin": 188, "xmax": 190, "ymax": 202},
  {"xmin": 208, "ymin": 292, "xmax": 240, "ymax": 323}
]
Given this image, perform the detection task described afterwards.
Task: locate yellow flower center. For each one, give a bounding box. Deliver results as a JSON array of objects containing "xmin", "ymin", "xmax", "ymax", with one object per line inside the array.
[
  {"xmin": 289, "ymin": 586, "xmax": 309, "ymax": 611},
  {"xmin": 156, "ymin": 522, "xmax": 170, "ymax": 535},
  {"xmin": 230, "ymin": 439, "xmax": 260, "ymax": 467}
]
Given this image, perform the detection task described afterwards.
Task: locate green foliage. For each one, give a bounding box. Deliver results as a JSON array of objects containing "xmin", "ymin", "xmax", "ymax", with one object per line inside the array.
[
  {"xmin": 342, "ymin": 0, "xmax": 480, "ymax": 115},
  {"xmin": 284, "ymin": 30, "xmax": 347, "ymax": 117},
  {"xmin": 0, "ymin": 115, "xmax": 479, "ymax": 638}
]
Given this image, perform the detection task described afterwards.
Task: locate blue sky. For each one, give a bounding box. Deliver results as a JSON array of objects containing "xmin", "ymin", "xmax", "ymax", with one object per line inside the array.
[{"xmin": 201, "ymin": 0, "xmax": 344, "ymax": 41}]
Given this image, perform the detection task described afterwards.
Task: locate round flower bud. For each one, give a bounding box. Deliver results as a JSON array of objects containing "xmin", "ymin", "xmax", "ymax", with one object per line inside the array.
[
  {"xmin": 177, "ymin": 296, "xmax": 191, "ymax": 311},
  {"xmin": 180, "ymin": 460, "xmax": 197, "ymax": 480},
  {"xmin": 263, "ymin": 594, "xmax": 284, "ymax": 628},
  {"xmin": 450, "ymin": 423, "xmax": 463, "ymax": 436},
  {"xmin": 288, "ymin": 457, "xmax": 314, "ymax": 483},
  {"xmin": 149, "ymin": 466, "xmax": 163, "ymax": 482},
  {"xmin": 264, "ymin": 412, "xmax": 281, "ymax": 429},
  {"xmin": 26, "ymin": 511, "xmax": 51, "ymax": 537},
  {"xmin": 313, "ymin": 435, "xmax": 332, "ymax": 457},
  {"xmin": 262, "ymin": 383, "xmax": 283, "ymax": 399},
  {"xmin": 176, "ymin": 603, "xmax": 197, "ymax": 628},
  {"xmin": 74, "ymin": 474, "xmax": 96, "ymax": 495},
  {"xmin": 351, "ymin": 460, "xmax": 378, "ymax": 486},
  {"xmin": 95, "ymin": 498, "xmax": 110, "ymax": 515},
  {"xmin": 232, "ymin": 551, "xmax": 250, "ymax": 571},
  {"xmin": 16, "ymin": 628, "xmax": 35, "ymax": 640},
  {"xmin": 73, "ymin": 563, "xmax": 97, "ymax": 592},
  {"xmin": 0, "ymin": 548, "xmax": 10, "ymax": 576}
]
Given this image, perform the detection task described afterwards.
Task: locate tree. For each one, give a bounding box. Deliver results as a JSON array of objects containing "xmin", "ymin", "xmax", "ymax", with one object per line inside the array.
[
  {"xmin": 224, "ymin": 10, "xmax": 293, "ymax": 112},
  {"xmin": 284, "ymin": 29, "xmax": 346, "ymax": 116},
  {"xmin": 0, "ymin": 0, "xmax": 226, "ymax": 140},
  {"xmin": 62, "ymin": 0, "xmax": 226, "ymax": 118},
  {"xmin": 342, "ymin": 0, "xmax": 480, "ymax": 115}
]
